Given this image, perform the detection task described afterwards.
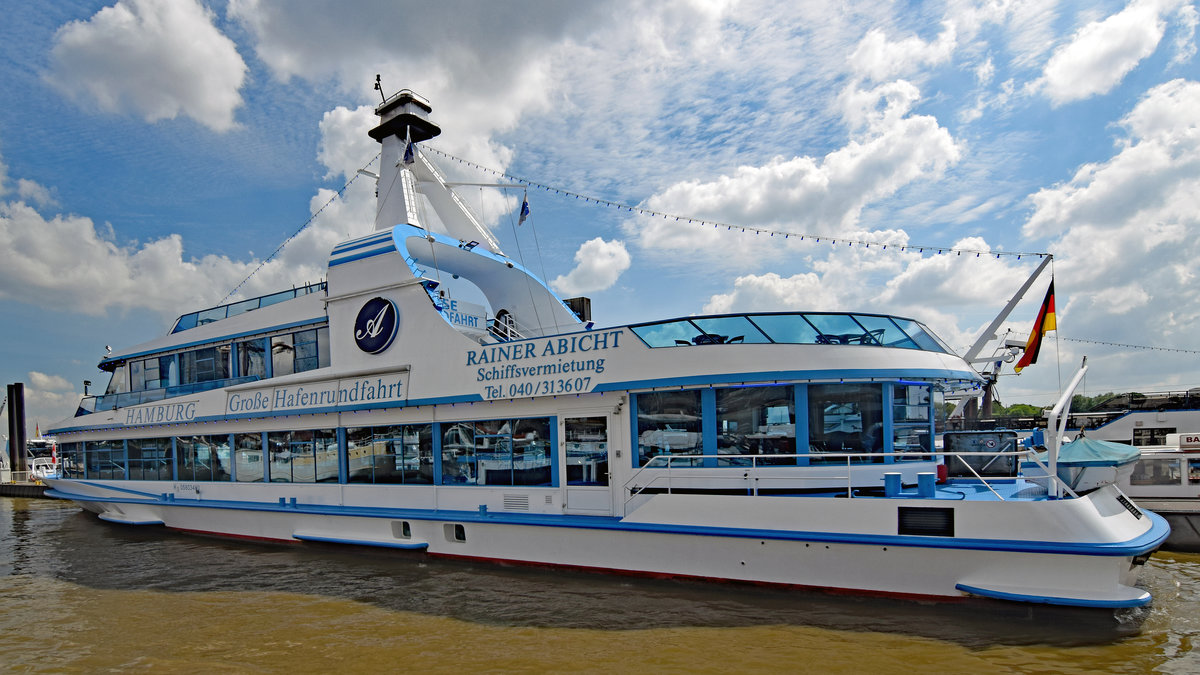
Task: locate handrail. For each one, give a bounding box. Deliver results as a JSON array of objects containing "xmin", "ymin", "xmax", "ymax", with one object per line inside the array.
[{"xmin": 622, "ymin": 448, "xmax": 1076, "ymax": 509}]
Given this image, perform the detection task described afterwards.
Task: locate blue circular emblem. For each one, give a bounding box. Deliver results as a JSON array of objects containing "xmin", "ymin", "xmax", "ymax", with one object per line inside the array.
[{"xmin": 353, "ymin": 297, "xmax": 399, "ymax": 354}]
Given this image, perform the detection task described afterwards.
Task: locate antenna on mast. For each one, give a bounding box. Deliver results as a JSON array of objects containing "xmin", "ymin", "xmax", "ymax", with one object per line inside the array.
[{"xmin": 374, "ymin": 74, "xmax": 386, "ymax": 104}]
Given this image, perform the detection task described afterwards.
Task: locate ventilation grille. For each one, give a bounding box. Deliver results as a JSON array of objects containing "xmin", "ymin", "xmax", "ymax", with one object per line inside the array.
[
  {"xmin": 503, "ymin": 494, "xmax": 530, "ymax": 511},
  {"xmin": 898, "ymin": 507, "xmax": 954, "ymax": 537}
]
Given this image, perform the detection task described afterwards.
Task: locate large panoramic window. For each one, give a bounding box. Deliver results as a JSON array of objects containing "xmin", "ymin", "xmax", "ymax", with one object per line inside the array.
[
  {"xmin": 346, "ymin": 424, "xmax": 434, "ymax": 484},
  {"xmin": 441, "ymin": 418, "xmax": 553, "ymax": 486},
  {"xmin": 87, "ymin": 439, "xmax": 125, "ymax": 479},
  {"xmin": 235, "ymin": 432, "xmax": 264, "ymax": 482},
  {"xmin": 126, "ymin": 437, "xmax": 172, "ymax": 480},
  {"xmin": 267, "ymin": 429, "xmax": 337, "ymax": 483},
  {"xmin": 635, "ymin": 390, "xmax": 703, "ymax": 467},
  {"xmin": 716, "ymin": 386, "xmax": 796, "ymax": 466},
  {"xmin": 1130, "ymin": 458, "xmax": 1182, "ymax": 486},
  {"xmin": 176, "ymin": 434, "xmax": 232, "ymax": 482},
  {"xmin": 807, "ymin": 383, "xmax": 884, "ymax": 463},
  {"xmin": 59, "ymin": 442, "xmax": 84, "ymax": 478}
]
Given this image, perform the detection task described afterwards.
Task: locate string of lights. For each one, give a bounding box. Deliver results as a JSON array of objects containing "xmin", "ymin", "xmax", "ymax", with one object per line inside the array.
[
  {"xmin": 217, "ymin": 154, "xmax": 382, "ymax": 305},
  {"xmin": 422, "ymin": 146, "xmax": 1052, "ymax": 260},
  {"xmin": 1059, "ymin": 336, "xmax": 1200, "ymax": 355}
]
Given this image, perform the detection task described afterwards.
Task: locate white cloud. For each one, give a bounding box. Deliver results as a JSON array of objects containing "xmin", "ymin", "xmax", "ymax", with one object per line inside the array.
[
  {"xmin": 702, "ymin": 271, "xmax": 837, "ymax": 314},
  {"xmin": 1025, "ymin": 78, "xmax": 1200, "ymax": 240},
  {"xmin": 1037, "ymin": 0, "xmax": 1177, "ymax": 106},
  {"xmin": 550, "ymin": 238, "xmax": 631, "ymax": 296},
  {"xmin": 47, "ymin": 0, "xmax": 247, "ymax": 131},
  {"xmin": 1171, "ymin": 3, "xmax": 1199, "ymax": 65},
  {"xmin": 16, "ymin": 180, "xmax": 56, "ymax": 209},
  {"xmin": 27, "ymin": 371, "xmax": 73, "ymax": 393},
  {"xmin": 629, "ymin": 79, "xmax": 960, "ymax": 263},
  {"xmin": 0, "ymin": 200, "xmax": 256, "ymax": 317},
  {"xmin": 1018, "ymin": 78, "xmax": 1200, "ymax": 391},
  {"xmin": 849, "ymin": 21, "xmax": 957, "ymax": 81}
]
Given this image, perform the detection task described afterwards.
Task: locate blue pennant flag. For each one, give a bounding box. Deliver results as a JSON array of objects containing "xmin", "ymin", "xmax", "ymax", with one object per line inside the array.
[
  {"xmin": 403, "ymin": 141, "xmax": 415, "ymax": 165},
  {"xmin": 518, "ymin": 197, "xmax": 530, "ymax": 225}
]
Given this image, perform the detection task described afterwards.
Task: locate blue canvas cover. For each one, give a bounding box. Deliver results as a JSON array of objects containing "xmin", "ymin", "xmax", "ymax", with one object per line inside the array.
[{"xmin": 1038, "ymin": 437, "xmax": 1141, "ymax": 467}]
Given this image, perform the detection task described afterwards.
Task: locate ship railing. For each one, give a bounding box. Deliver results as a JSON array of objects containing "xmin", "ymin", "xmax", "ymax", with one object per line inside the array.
[
  {"xmin": 76, "ymin": 375, "xmax": 261, "ymax": 416},
  {"xmin": 622, "ymin": 449, "xmax": 1077, "ymax": 507}
]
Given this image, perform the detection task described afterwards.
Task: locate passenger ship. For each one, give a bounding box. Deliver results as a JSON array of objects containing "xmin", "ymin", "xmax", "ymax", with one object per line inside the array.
[{"xmin": 46, "ymin": 90, "xmax": 1167, "ymax": 609}]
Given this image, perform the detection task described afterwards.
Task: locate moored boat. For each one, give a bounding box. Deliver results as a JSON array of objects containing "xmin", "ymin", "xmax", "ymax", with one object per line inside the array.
[
  {"xmin": 1119, "ymin": 432, "xmax": 1200, "ymax": 552},
  {"xmin": 44, "ymin": 89, "xmax": 1167, "ymax": 609}
]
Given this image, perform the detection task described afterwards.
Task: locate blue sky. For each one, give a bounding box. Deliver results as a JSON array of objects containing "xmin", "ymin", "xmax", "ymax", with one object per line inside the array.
[{"xmin": 2, "ymin": 0, "xmax": 1200, "ymax": 434}]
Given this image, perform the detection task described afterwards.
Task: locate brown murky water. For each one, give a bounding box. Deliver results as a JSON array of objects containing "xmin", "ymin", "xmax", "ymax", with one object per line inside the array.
[{"xmin": 2, "ymin": 497, "xmax": 1198, "ymax": 673}]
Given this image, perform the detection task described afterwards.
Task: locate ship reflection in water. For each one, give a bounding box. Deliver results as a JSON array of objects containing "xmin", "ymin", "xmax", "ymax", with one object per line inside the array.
[{"xmin": 2, "ymin": 498, "xmax": 1197, "ymax": 673}]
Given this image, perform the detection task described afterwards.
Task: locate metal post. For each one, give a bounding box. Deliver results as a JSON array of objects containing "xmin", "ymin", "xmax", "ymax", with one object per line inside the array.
[{"xmin": 7, "ymin": 384, "xmax": 27, "ymax": 475}]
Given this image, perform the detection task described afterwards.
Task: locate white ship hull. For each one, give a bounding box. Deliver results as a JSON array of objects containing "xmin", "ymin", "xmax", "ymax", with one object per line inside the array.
[{"xmin": 47, "ymin": 477, "xmax": 1162, "ymax": 607}]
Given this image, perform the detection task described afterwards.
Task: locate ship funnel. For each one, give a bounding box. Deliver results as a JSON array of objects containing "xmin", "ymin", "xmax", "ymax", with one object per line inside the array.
[{"xmin": 368, "ymin": 89, "xmax": 442, "ymax": 232}]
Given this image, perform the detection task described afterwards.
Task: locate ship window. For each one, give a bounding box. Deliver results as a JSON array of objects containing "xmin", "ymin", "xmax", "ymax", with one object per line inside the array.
[
  {"xmin": 271, "ymin": 326, "xmax": 330, "ymax": 377},
  {"xmin": 635, "ymin": 391, "xmax": 703, "ymax": 467},
  {"xmin": 807, "ymin": 383, "xmax": 884, "ymax": 463},
  {"xmin": 889, "ymin": 318, "xmax": 949, "ymax": 353},
  {"xmin": 105, "ymin": 364, "xmax": 129, "ymax": 395},
  {"xmin": 127, "ymin": 437, "xmax": 172, "ymax": 480},
  {"xmin": 852, "ymin": 315, "xmax": 918, "ymax": 349},
  {"xmin": 271, "ymin": 334, "xmax": 294, "ymax": 377},
  {"xmin": 440, "ymin": 418, "xmax": 553, "ymax": 486},
  {"xmin": 346, "ymin": 424, "xmax": 433, "ymax": 484},
  {"xmin": 180, "ymin": 345, "xmax": 231, "ymax": 385},
  {"xmin": 85, "ymin": 439, "xmax": 125, "ymax": 480},
  {"xmin": 176, "ymin": 434, "xmax": 232, "ymax": 482},
  {"xmin": 238, "ymin": 338, "xmax": 267, "ymax": 380},
  {"xmin": 266, "ymin": 429, "xmax": 338, "ymax": 483},
  {"xmin": 60, "ymin": 442, "xmax": 84, "ymax": 478},
  {"xmin": 1129, "ymin": 458, "xmax": 1182, "ymax": 486},
  {"xmin": 1133, "ymin": 427, "xmax": 1175, "ymax": 447},
  {"xmin": 235, "ymin": 432, "xmax": 264, "ymax": 483},
  {"xmin": 565, "ymin": 417, "xmax": 609, "ymax": 486},
  {"xmin": 892, "ymin": 384, "xmax": 932, "ymax": 458},
  {"xmin": 804, "ymin": 313, "xmax": 871, "ymax": 345},
  {"xmin": 293, "ymin": 329, "xmax": 321, "ymax": 372},
  {"xmin": 717, "ymin": 386, "xmax": 796, "ymax": 466}
]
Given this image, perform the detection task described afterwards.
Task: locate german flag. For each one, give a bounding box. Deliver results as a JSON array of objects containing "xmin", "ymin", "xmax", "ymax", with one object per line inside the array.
[{"xmin": 1014, "ymin": 280, "xmax": 1056, "ymax": 373}]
